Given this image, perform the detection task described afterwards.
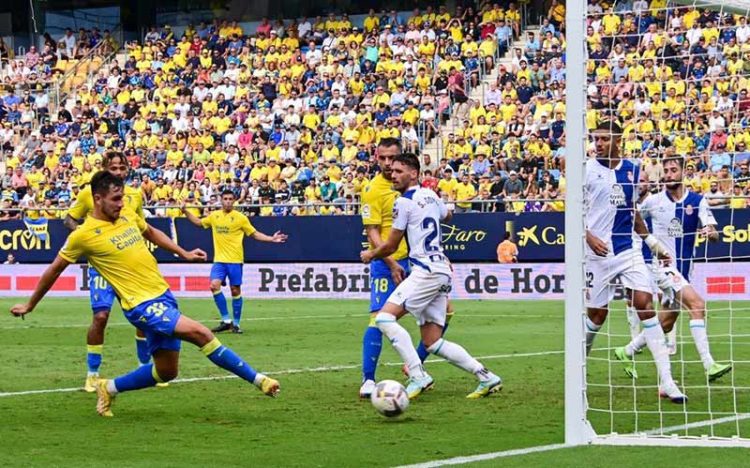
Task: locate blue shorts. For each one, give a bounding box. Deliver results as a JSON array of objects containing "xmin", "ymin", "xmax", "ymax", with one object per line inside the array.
[
  {"xmin": 210, "ymin": 263, "xmax": 243, "ymax": 287},
  {"xmin": 123, "ymin": 291, "xmax": 183, "ymax": 356},
  {"xmin": 89, "ymin": 267, "xmax": 117, "ymax": 314},
  {"xmin": 369, "ymin": 258, "xmax": 410, "ymax": 312}
]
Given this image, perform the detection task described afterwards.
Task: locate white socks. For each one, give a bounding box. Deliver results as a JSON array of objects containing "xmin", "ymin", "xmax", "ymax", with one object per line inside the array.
[
  {"xmin": 427, "ymin": 338, "xmax": 495, "ymax": 382},
  {"xmin": 106, "ymin": 379, "xmax": 119, "ymax": 395},
  {"xmin": 690, "ymin": 319, "xmax": 715, "ymax": 370},
  {"xmin": 585, "ymin": 317, "xmax": 601, "ymax": 355},
  {"xmin": 642, "ymin": 316, "xmax": 675, "ymax": 386},
  {"xmin": 626, "ymin": 305, "xmax": 640, "ymax": 340},
  {"xmin": 375, "ymin": 312, "xmax": 426, "ymax": 378},
  {"xmin": 625, "ymin": 332, "xmax": 647, "ymax": 357}
]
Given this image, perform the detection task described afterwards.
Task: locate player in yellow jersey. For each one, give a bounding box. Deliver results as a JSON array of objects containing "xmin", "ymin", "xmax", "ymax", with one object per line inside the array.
[
  {"xmin": 358, "ymin": 138, "xmax": 410, "ymax": 398},
  {"xmin": 63, "ymin": 152, "xmax": 153, "ymax": 392},
  {"xmin": 182, "ymin": 190, "xmax": 287, "ymax": 334},
  {"xmin": 11, "ymin": 172, "xmax": 280, "ymax": 417}
]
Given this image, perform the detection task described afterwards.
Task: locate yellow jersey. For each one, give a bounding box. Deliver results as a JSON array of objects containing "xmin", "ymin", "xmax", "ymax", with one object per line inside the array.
[
  {"xmin": 68, "ymin": 185, "xmax": 145, "ymax": 221},
  {"xmin": 360, "ymin": 174, "xmax": 407, "ymax": 261},
  {"xmin": 60, "ymin": 209, "xmax": 167, "ymax": 310},
  {"xmin": 200, "ymin": 209, "xmax": 257, "ymax": 263}
]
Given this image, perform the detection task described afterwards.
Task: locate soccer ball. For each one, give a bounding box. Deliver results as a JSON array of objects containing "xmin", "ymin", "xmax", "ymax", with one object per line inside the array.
[{"xmin": 370, "ymin": 380, "xmax": 410, "ymax": 417}]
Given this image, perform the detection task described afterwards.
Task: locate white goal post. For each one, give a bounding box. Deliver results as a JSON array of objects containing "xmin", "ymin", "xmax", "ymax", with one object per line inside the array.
[{"xmin": 565, "ymin": 0, "xmax": 750, "ymax": 448}]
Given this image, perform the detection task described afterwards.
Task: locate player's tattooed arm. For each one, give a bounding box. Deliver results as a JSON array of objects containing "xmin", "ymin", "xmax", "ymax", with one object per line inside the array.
[
  {"xmin": 364, "ymin": 224, "xmax": 406, "ymax": 284},
  {"xmin": 361, "ymin": 228, "xmax": 405, "ymax": 265},
  {"xmin": 63, "ymin": 214, "xmax": 81, "ymax": 231}
]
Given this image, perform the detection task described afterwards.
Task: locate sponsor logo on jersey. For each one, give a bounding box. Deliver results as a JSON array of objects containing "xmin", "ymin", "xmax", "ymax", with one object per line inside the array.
[
  {"xmin": 609, "ymin": 184, "xmax": 627, "ymax": 207},
  {"xmin": 667, "ymin": 218, "xmax": 684, "ymax": 237}
]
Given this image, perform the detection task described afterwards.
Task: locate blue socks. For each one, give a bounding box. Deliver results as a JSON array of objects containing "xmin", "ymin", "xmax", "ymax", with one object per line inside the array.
[
  {"xmin": 418, "ymin": 321, "xmax": 451, "ymax": 363},
  {"xmin": 113, "ymin": 363, "xmax": 159, "ymax": 392},
  {"xmin": 135, "ymin": 335, "xmax": 151, "ymax": 365},
  {"xmin": 87, "ymin": 344, "xmax": 103, "ymax": 374},
  {"xmin": 213, "ymin": 290, "xmax": 230, "ymax": 323},
  {"xmin": 362, "ymin": 325, "xmax": 383, "ymax": 381},
  {"xmin": 201, "ymin": 338, "xmax": 259, "ymax": 384},
  {"xmin": 232, "ymin": 295, "xmax": 243, "ymax": 327}
]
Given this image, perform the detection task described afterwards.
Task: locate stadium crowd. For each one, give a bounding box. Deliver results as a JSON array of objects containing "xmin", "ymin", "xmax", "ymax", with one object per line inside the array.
[{"xmin": 1, "ymin": 0, "xmax": 750, "ymax": 220}]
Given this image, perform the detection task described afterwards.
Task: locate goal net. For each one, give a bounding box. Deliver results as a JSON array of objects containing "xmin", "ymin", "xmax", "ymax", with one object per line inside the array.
[{"xmin": 566, "ymin": 0, "xmax": 750, "ymax": 447}]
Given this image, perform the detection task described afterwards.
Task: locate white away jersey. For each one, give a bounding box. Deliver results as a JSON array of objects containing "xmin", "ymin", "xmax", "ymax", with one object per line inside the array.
[
  {"xmin": 392, "ymin": 186, "xmax": 452, "ymax": 275},
  {"xmin": 640, "ymin": 190, "xmax": 716, "ymax": 281},
  {"xmin": 585, "ymin": 158, "xmax": 641, "ymax": 257}
]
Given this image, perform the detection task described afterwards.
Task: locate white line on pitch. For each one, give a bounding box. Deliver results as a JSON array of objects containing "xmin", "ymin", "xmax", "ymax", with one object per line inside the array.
[
  {"xmin": 0, "ymin": 349, "xmax": 563, "ymax": 398},
  {"xmin": 644, "ymin": 413, "xmax": 750, "ymax": 435},
  {"xmin": 393, "ymin": 443, "xmax": 569, "ymax": 468},
  {"xmin": 0, "ymin": 313, "xmax": 557, "ymax": 330}
]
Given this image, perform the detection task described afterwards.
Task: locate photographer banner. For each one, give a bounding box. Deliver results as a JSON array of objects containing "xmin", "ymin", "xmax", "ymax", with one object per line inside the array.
[
  {"xmin": 1, "ymin": 210, "xmax": 749, "ymax": 264},
  {"xmin": 0, "ymin": 262, "xmax": 746, "ymax": 301}
]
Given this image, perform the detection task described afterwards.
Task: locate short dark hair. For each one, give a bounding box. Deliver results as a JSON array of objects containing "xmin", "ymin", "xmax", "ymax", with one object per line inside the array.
[
  {"xmin": 662, "ymin": 156, "xmax": 685, "ymax": 171},
  {"xmin": 221, "ymin": 189, "xmax": 236, "ymax": 198},
  {"xmin": 595, "ymin": 120, "xmax": 623, "ymax": 136},
  {"xmin": 103, "ymin": 151, "xmax": 128, "ymax": 168},
  {"xmin": 377, "ymin": 137, "xmax": 402, "ymax": 151},
  {"xmin": 90, "ymin": 171, "xmax": 124, "ymax": 196},
  {"xmin": 394, "ymin": 152, "xmax": 420, "ymax": 172}
]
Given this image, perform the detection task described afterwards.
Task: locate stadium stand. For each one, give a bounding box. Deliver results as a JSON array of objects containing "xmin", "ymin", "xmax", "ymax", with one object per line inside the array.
[{"xmin": 1, "ymin": 1, "xmax": 749, "ymax": 220}]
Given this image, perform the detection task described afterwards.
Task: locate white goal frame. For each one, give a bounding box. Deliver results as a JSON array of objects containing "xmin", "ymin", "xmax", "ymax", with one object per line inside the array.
[{"xmin": 564, "ymin": 0, "xmax": 750, "ymax": 448}]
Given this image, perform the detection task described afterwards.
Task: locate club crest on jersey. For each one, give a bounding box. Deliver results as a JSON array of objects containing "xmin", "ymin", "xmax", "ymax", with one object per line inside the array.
[
  {"xmin": 668, "ymin": 218, "xmax": 684, "ymax": 237},
  {"xmin": 685, "ymin": 205, "xmax": 694, "ymax": 216},
  {"xmin": 609, "ymin": 184, "xmax": 626, "ymax": 207}
]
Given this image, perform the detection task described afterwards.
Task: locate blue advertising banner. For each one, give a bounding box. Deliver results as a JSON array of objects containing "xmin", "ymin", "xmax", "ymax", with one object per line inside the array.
[{"xmin": 1, "ymin": 210, "xmax": 749, "ymax": 264}]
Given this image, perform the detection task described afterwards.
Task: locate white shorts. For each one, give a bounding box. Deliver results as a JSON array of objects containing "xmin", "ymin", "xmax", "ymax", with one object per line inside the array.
[
  {"xmin": 387, "ymin": 268, "xmax": 451, "ymax": 326},
  {"xmin": 651, "ymin": 264, "xmax": 690, "ymax": 295},
  {"xmin": 585, "ymin": 249, "xmax": 652, "ymax": 309}
]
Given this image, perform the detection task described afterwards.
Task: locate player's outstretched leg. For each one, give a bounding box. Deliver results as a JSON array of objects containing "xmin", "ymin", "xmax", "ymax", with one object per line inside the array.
[
  {"xmin": 360, "ymin": 314, "xmax": 383, "ymax": 398},
  {"xmin": 375, "ymin": 308, "xmax": 433, "ymax": 399},
  {"xmin": 85, "ymin": 310, "xmax": 109, "ymax": 392},
  {"xmin": 176, "ymin": 315, "xmax": 279, "ymax": 397}
]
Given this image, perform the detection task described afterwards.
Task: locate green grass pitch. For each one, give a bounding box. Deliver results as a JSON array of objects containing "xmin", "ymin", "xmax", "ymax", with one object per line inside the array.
[{"xmin": 0, "ymin": 298, "xmax": 748, "ymax": 467}]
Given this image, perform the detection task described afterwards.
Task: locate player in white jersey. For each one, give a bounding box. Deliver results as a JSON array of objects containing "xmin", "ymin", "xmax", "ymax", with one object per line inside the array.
[
  {"xmin": 360, "ymin": 153, "xmax": 503, "ymax": 400},
  {"xmin": 615, "ymin": 156, "xmax": 732, "ymax": 382},
  {"xmin": 584, "ymin": 121, "xmax": 686, "ymax": 403}
]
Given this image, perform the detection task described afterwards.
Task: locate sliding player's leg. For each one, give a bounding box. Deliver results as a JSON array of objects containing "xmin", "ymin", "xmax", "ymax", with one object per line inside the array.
[{"xmin": 96, "ymin": 291, "xmax": 278, "ymax": 417}]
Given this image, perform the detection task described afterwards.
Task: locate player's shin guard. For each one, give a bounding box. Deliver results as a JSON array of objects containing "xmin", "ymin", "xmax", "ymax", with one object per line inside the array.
[
  {"xmin": 111, "ymin": 363, "xmax": 159, "ymax": 394},
  {"xmin": 417, "ymin": 321, "xmax": 451, "ymax": 363},
  {"xmin": 362, "ymin": 324, "xmax": 383, "ymax": 381},
  {"xmin": 690, "ymin": 319, "xmax": 716, "ymax": 370},
  {"xmin": 212, "ymin": 290, "xmax": 231, "ymax": 323},
  {"xmin": 426, "ymin": 338, "xmax": 493, "ymax": 381},
  {"xmin": 375, "ymin": 312, "xmax": 425, "ymax": 378},
  {"xmin": 585, "ymin": 317, "xmax": 601, "ymax": 356},
  {"xmin": 87, "ymin": 344, "xmax": 103, "ymax": 375},
  {"xmin": 642, "ymin": 317, "xmax": 676, "ymax": 385},
  {"xmin": 200, "ymin": 337, "xmax": 264, "ymax": 386},
  {"xmin": 231, "ymin": 295, "xmax": 243, "ymax": 327},
  {"xmin": 135, "ymin": 335, "xmax": 150, "ymax": 366}
]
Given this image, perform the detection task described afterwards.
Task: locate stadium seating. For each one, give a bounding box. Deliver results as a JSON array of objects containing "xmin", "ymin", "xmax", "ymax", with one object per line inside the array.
[{"xmin": 2, "ymin": 2, "xmax": 748, "ymax": 219}]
